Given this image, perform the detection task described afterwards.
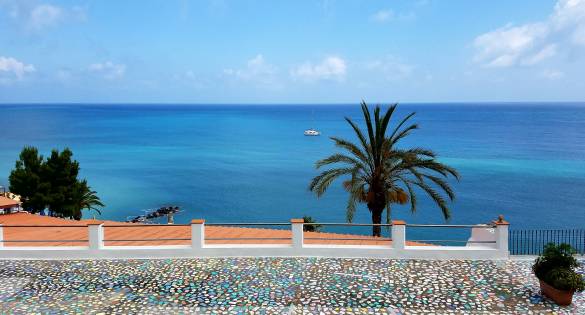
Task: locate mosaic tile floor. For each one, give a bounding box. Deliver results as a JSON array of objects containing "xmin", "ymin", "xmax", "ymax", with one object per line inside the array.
[{"xmin": 0, "ymin": 258, "xmax": 582, "ymax": 314}]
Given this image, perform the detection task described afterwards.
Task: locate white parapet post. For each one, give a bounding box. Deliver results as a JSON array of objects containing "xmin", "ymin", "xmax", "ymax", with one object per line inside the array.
[
  {"xmin": 0, "ymin": 224, "xmax": 3, "ymax": 248},
  {"xmin": 495, "ymin": 215, "xmax": 510, "ymax": 257},
  {"xmin": 191, "ymin": 219, "xmax": 205, "ymax": 250},
  {"xmin": 392, "ymin": 220, "xmax": 406, "ymax": 250},
  {"xmin": 87, "ymin": 221, "xmax": 104, "ymax": 250},
  {"xmin": 291, "ymin": 218, "xmax": 304, "ymax": 250}
]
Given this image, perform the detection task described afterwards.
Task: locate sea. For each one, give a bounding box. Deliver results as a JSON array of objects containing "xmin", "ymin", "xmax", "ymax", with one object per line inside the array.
[{"xmin": 1, "ymin": 103, "xmax": 584, "ymax": 236}]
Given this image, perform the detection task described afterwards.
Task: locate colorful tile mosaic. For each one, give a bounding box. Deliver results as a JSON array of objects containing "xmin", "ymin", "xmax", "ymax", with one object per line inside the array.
[{"xmin": 0, "ymin": 258, "xmax": 582, "ymax": 314}]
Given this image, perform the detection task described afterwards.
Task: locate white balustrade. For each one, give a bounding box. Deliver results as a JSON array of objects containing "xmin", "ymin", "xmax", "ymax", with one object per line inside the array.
[
  {"xmin": 291, "ymin": 218, "xmax": 304, "ymax": 249},
  {"xmin": 0, "ymin": 217, "xmax": 510, "ymax": 260},
  {"xmin": 191, "ymin": 219, "xmax": 205, "ymax": 250},
  {"xmin": 87, "ymin": 221, "xmax": 104, "ymax": 250}
]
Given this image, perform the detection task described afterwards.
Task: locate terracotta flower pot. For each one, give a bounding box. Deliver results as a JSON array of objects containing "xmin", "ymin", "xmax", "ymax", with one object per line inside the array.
[{"xmin": 539, "ymin": 279, "xmax": 575, "ymax": 306}]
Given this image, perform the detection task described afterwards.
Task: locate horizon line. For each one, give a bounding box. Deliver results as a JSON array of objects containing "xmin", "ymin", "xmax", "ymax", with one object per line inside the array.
[{"xmin": 1, "ymin": 101, "xmax": 585, "ymax": 106}]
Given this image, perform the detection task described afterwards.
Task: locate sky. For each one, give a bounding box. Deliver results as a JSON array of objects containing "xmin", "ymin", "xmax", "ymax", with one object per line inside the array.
[{"xmin": 0, "ymin": 0, "xmax": 584, "ymax": 104}]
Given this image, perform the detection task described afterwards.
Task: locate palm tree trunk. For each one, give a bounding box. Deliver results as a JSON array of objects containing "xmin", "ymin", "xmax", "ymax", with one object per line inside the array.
[
  {"xmin": 371, "ymin": 208, "xmax": 383, "ymax": 237},
  {"xmin": 367, "ymin": 182, "xmax": 386, "ymax": 237}
]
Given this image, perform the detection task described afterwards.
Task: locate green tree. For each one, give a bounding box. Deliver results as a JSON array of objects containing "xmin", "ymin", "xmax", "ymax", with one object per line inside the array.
[
  {"xmin": 8, "ymin": 146, "xmax": 103, "ymax": 220},
  {"xmin": 8, "ymin": 146, "xmax": 47, "ymax": 213},
  {"xmin": 42, "ymin": 148, "xmax": 80, "ymax": 217},
  {"xmin": 309, "ymin": 102, "xmax": 460, "ymax": 237}
]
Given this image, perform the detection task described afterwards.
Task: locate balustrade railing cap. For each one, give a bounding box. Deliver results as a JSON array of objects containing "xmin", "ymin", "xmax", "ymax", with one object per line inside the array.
[
  {"xmin": 191, "ymin": 219, "xmax": 205, "ymax": 224},
  {"xmin": 86, "ymin": 219, "xmax": 104, "ymax": 226},
  {"xmin": 392, "ymin": 220, "xmax": 406, "ymax": 225},
  {"xmin": 290, "ymin": 218, "xmax": 304, "ymax": 224}
]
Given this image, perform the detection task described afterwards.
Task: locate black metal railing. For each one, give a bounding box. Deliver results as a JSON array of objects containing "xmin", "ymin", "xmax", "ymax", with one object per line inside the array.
[{"xmin": 509, "ymin": 229, "xmax": 585, "ymax": 255}]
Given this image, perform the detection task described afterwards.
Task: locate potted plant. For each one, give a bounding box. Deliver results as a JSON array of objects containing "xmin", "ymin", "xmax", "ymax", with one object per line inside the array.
[{"xmin": 532, "ymin": 243, "xmax": 585, "ymax": 305}]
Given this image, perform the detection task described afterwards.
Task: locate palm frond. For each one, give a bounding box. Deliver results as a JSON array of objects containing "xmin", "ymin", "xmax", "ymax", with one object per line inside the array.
[
  {"xmin": 402, "ymin": 179, "xmax": 417, "ymax": 213},
  {"xmin": 401, "ymin": 148, "xmax": 436, "ymax": 158},
  {"xmin": 388, "ymin": 112, "xmax": 416, "ymax": 140},
  {"xmin": 412, "ymin": 181, "xmax": 451, "ymax": 220},
  {"xmin": 379, "ymin": 104, "xmax": 397, "ymax": 145},
  {"xmin": 400, "ymin": 158, "xmax": 460, "ymax": 180},
  {"xmin": 344, "ymin": 118, "xmax": 373, "ymax": 162},
  {"xmin": 360, "ymin": 102, "xmax": 377, "ymax": 157},
  {"xmin": 346, "ymin": 190, "xmax": 358, "ymax": 222},
  {"xmin": 315, "ymin": 153, "xmax": 368, "ymax": 174},
  {"xmin": 422, "ymin": 174, "xmax": 456, "ymax": 201},
  {"xmin": 391, "ymin": 123, "xmax": 419, "ymax": 144},
  {"xmin": 309, "ymin": 167, "xmax": 356, "ymax": 197},
  {"xmin": 329, "ymin": 137, "xmax": 372, "ymax": 168}
]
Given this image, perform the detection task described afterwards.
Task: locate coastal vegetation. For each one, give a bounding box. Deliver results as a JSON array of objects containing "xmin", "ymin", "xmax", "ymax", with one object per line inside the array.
[
  {"xmin": 8, "ymin": 146, "xmax": 104, "ymax": 220},
  {"xmin": 309, "ymin": 102, "xmax": 459, "ymax": 236},
  {"xmin": 302, "ymin": 215, "xmax": 322, "ymax": 232}
]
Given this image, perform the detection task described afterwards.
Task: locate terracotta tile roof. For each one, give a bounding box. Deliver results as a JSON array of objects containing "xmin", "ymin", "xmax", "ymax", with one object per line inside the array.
[
  {"xmin": 0, "ymin": 196, "xmax": 20, "ymax": 209},
  {"xmin": 0, "ymin": 213, "xmax": 427, "ymax": 247}
]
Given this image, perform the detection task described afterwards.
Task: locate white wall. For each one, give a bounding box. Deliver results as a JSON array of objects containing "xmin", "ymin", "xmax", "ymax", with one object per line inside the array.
[{"xmin": 0, "ymin": 221, "xmax": 510, "ymax": 260}]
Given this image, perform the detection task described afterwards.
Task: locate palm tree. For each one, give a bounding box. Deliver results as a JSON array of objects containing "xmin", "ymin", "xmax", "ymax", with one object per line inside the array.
[
  {"xmin": 309, "ymin": 102, "xmax": 460, "ymax": 237},
  {"xmin": 71, "ymin": 180, "xmax": 105, "ymax": 220}
]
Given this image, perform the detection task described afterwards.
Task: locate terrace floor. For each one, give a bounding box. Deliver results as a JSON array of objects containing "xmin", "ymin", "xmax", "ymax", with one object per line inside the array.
[{"xmin": 0, "ymin": 258, "xmax": 582, "ymax": 314}]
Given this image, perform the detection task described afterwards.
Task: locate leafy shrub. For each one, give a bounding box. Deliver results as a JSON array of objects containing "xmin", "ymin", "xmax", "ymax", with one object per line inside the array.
[
  {"xmin": 545, "ymin": 268, "xmax": 585, "ymax": 292},
  {"xmin": 302, "ymin": 216, "xmax": 322, "ymax": 232},
  {"xmin": 533, "ymin": 243, "xmax": 585, "ymax": 292}
]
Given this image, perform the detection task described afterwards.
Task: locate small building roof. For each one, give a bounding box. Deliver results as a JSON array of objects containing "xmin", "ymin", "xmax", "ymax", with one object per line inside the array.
[{"xmin": 0, "ymin": 196, "xmax": 20, "ymax": 209}]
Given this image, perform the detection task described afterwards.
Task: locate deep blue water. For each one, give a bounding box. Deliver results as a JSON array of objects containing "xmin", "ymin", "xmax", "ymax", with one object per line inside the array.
[{"xmin": 1, "ymin": 104, "xmax": 584, "ymax": 233}]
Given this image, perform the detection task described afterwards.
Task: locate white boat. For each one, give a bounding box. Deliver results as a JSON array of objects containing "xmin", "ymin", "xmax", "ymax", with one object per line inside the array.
[
  {"xmin": 304, "ymin": 110, "xmax": 321, "ymax": 136},
  {"xmin": 304, "ymin": 128, "xmax": 321, "ymax": 136}
]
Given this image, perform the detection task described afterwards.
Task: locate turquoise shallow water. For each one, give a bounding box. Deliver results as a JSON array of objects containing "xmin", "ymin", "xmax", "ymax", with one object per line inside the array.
[{"xmin": 0, "ymin": 104, "xmax": 584, "ymax": 231}]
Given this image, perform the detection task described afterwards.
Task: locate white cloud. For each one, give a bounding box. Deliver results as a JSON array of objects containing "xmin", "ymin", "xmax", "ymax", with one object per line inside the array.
[
  {"xmin": 541, "ymin": 69, "xmax": 564, "ymax": 80},
  {"xmin": 370, "ymin": 9, "xmax": 414, "ymax": 23},
  {"xmin": 551, "ymin": 0, "xmax": 585, "ymax": 32},
  {"xmin": 224, "ymin": 55, "xmax": 276, "ymax": 80},
  {"xmin": 174, "ymin": 70, "xmax": 212, "ymax": 89},
  {"xmin": 184, "ymin": 70, "xmax": 197, "ymax": 80},
  {"xmin": 371, "ymin": 10, "xmax": 394, "ymax": 23},
  {"xmin": 223, "ymin": 54, "xmax": 280, "ymax": 88},
  {"xmin": 473, "ymin": 23, "xmax": 549, "ymax": 67},
  {"xmin": 572, "ymin": 24, "xmax": 585, "ymax": 45},
  {"xmin": 365, "ymin": 56, "xmax": 415, "ymax": 80},
  {"xmin": 0, "ymin": 56, "xmax": 35, "ymax": 82},
  {"xmin": 88, "ymin": 61, "xmax": 126, "ymax": 80},
  {"xmin": 291, "ymin": 56, "xmax": 347, "ymax": 82},
  {"xmin": 522, "ymin": 44, "xmax": 557, "ymax": 65},
  {"xmin": 70, "ymin": 5, "xmax": 88, "ymax": 22},
  {"xmin": 473, "ymin": 0, "xmax": 585, "ymax": 67},
  {"xmin": 28, "ymin": 4, "xmax": 62, "ymax": 30},
  {"xmin": 0, "ymin": 1, "xmax": 86, "ymax": 31}
]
